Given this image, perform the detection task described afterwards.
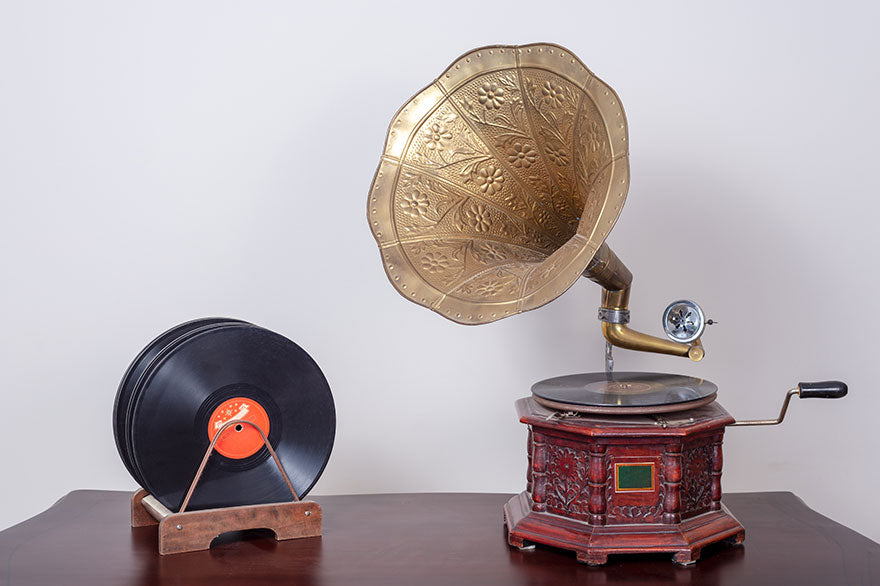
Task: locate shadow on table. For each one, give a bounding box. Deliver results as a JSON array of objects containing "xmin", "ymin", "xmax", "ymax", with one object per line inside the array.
[{"xmin": 503, "ymin": 525, "xmax": 746, "ymax": 586}]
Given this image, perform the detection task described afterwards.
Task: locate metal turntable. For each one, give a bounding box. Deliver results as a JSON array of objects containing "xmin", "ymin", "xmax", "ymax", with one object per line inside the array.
[
  {"xmin": 367, "ymin": 42, "xmax": 847, "ymax": 565},
  {"xmin": 531, "ymin": 372, "xmax": 717, "ymax": 414}
]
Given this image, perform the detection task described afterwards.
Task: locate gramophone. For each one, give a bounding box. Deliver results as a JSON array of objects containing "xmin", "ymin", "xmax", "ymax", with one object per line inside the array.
[{"xmin": 367, "ymin": 43, "xmax": 846, "ymax": 565}]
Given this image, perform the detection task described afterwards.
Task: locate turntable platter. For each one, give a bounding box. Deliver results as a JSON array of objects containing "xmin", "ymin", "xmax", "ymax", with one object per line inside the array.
[{"xmin": 531, "ymin": 372, "xmax": 717, "ymax": 414}]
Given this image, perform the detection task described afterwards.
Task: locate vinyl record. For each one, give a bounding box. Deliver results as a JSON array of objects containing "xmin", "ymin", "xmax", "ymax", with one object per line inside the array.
[
  {"xmin": 116, "ymin": 320, "xmax": 335, "ymax": 512},
  {"xmin": 113, "ymin": 318, "xmax": 246, "ymax": 487},
  {"xmin": 531, "ymin": 371, "xmax": 717, "ymax": 414},
  {"xmin": 122, "ymin": 319, "xmax": 253, "ymax": 490}
]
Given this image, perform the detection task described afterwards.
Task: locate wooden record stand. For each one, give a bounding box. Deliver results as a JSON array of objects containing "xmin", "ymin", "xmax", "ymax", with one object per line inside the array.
[
  {"xmin": 131, "ymin": 420, "xmax": 321, "ymax": 555},
  {"xmin": 504, "ymin": 398, "xmax": 745, "ymax": 566}
]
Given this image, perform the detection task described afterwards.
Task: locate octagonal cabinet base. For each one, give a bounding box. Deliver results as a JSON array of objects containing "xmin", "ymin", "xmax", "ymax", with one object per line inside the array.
[
  {"xmin": 504, "ymin": 491, "xmax": 745, "ymax": 566},
  {"xmin": 507, "ymin": 397, "xmax": 746, "ymax": 565}
]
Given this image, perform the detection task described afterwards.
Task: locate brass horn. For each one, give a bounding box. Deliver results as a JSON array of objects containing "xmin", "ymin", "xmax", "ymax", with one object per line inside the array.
[{"xmin": 368, "ymin": 43, "xmax": 702, "ymax": 361}]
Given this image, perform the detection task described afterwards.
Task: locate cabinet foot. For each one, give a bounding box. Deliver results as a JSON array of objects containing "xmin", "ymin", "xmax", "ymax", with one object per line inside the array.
[
  {"xmin": 577, "ymin": 551, "xmax": 608, "ymax": 566},
  {"xmin": 672, "ymin": 549, "xmax": 700, "ymax": 566}
]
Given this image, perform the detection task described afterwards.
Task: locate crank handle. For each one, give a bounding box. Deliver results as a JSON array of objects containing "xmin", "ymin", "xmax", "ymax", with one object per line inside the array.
[
  {"xmin": 729, "ymin": 381, "xmax": 848, "ymax": 427},
  {"xmin": 796, "ymin": 380, "xmax": 848, "ymax": 399}
]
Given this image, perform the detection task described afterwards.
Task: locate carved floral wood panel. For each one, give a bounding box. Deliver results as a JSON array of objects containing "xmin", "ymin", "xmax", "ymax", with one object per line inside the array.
[
  {"xmin": 543, "ymin": 443, "xmax": 591, "ymax": 521},
  {"xmin": 681, "ymin": 443, "xmax": 714, "ymax": 516}
]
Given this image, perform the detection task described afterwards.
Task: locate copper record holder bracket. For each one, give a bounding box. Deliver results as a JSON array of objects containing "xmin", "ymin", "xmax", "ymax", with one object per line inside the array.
[{"xmin": 130, "ymin": 420, "xmax": 322, "ymax": 555}]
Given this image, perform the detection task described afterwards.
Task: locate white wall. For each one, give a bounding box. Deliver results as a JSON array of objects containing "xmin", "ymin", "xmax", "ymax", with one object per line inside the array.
[{"xmin": 2, "ymin": 0, "xmax": 878, "ymax": 542}]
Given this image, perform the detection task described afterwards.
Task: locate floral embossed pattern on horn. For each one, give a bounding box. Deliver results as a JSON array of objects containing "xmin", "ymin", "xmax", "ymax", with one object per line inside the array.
[{"xmin": 368, "ymin": 43, "xmax": 629, "ymax": 324}]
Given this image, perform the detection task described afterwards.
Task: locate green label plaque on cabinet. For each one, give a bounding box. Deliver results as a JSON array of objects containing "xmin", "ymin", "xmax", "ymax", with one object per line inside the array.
[{"xmin": 614, "ymin": 462, "xmax": 655, "ymax": 492}]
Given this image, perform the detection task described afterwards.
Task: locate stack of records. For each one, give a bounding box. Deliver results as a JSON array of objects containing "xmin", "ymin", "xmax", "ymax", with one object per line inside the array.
[{"xmin": 113, "ymin": 318, "xmax": 336, "ymax": 511}]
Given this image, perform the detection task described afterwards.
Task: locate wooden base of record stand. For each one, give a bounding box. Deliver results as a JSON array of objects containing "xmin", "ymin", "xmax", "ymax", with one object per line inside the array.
[{"xmin": 131, "ymin": 420, "xmax": 322, "ymax": 555}]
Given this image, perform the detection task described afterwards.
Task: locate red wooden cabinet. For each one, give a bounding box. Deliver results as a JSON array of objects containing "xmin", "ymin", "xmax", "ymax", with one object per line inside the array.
[{"xmin": 504, "ymin": 398, "xmax": 745, "ymax": 565}]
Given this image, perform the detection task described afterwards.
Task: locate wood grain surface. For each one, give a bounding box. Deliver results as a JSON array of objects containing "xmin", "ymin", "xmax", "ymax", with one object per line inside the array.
[{"xmin": 1, "ymin": 491, "xmax": 877, "ymax": 585}]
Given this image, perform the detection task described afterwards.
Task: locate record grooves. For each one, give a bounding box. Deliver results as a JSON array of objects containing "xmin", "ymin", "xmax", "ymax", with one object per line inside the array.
[{"xmin": 113, "ymin": 319, "xmax": 335, "ymax": 512}]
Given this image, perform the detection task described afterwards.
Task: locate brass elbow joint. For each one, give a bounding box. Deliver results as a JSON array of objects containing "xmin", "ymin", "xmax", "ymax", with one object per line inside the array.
[{"xmin": 602, "ymin": 321, "xmax": 704, "ymax": 361}]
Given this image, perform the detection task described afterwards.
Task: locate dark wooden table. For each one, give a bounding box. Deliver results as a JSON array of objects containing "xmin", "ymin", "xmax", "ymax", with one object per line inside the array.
[{"xmin": 1, "ymin": 491, "xmax": 877, "ymax": 585}]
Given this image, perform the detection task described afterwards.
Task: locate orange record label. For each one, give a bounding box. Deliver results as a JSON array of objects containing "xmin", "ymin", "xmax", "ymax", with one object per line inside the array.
[{"xmin": 207, "ymin": 397, "xmax": 270, "ymax": 459}]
